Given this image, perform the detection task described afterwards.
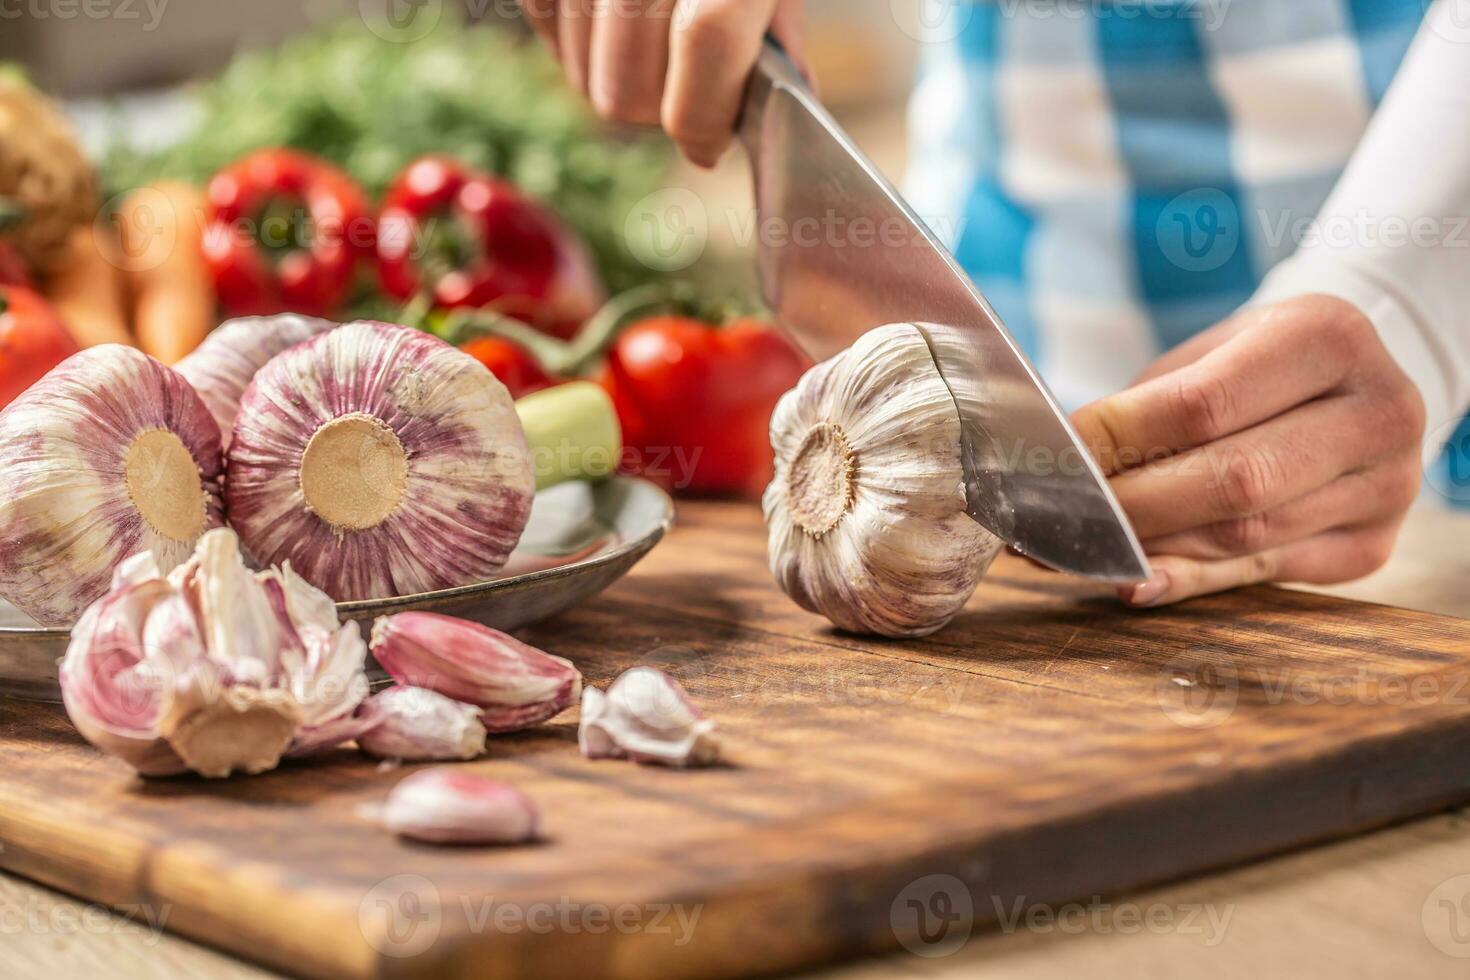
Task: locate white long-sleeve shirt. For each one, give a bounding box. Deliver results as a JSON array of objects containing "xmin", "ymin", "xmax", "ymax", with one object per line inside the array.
[{"xmin": 1253, "ymin": 0, "xmax": 1470, "ymax": 460}]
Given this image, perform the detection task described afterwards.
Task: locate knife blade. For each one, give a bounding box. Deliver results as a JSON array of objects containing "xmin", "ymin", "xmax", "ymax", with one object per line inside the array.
[{"xmin": 738, "ymin": 40, "xmax": 1149, "ymax": 582}]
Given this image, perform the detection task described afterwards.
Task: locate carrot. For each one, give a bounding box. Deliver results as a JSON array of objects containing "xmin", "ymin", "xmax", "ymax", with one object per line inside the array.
[
  {"xmin": 114, "ymin": 181, "xmax": 215, "ymax": 364},
  {"xmin": 42, "ymin": 224, "xmax": 134, "ymax": 348}
]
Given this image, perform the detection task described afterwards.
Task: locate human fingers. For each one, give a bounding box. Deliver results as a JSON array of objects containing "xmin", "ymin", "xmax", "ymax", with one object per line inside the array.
[
  {"xmin": 1121, "ymin": 521, "xmax": 1402, "ymax": 607},
  {"xmin": 588, "ymin": 0, "xmax": 673, "ymax": 125},
  {"xmin": 1138, "ymin": 458, "xmax": 1421, "ymax": 560},
  {"xmin": 663, "ymin": 0, "xmax": 780, "ymax": 166},
  {"xmin": 1073, "ymin": 295, "xmax": 1371, "ymax": 477}
]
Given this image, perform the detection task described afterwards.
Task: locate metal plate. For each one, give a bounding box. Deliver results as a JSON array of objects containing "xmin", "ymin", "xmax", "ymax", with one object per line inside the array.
[{"xmin": 0, "ymin": 476, "xmax": 674, "ymax": 701}]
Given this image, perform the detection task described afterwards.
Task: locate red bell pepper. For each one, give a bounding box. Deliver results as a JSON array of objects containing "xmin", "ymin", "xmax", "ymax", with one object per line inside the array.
[
  {"xmin": 598, "ymin": 316, "xmax": 808, "ymax": 498},
  {"xmin": 459, "ymin": 335, "xmax": 555, "ymax": 399},
  {"xmin": 202, "ymin": 149, "xmax": 371, "ymax": 318},
  {"xmin": 376, "ymin": 156, "xmax": 603, "ymax": 338},
  {"xmin": 0, "ymin": 286, "xmax": 78, "ymax": 408}
]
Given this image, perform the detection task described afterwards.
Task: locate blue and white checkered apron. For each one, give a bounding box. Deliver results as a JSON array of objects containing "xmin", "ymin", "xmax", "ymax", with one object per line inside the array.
[{"xmin": 904, "ymin": 0, "xmax": 1470, "ymax": 505}]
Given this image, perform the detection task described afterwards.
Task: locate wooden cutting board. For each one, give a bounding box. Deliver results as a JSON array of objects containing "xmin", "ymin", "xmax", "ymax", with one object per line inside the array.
[{"xmin": 2, "ymin": 501, "xmax": 1469, "ymax": 979}]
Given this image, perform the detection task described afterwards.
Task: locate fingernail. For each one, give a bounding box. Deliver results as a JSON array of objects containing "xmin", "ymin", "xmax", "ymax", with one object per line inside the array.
[{"xmin": 1126, "ymin": 571, "xmax": 1171, "ymax": 607}]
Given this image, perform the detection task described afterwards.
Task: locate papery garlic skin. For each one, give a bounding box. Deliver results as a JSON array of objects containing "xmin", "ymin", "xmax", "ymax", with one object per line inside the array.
[
  {"xmin": 0, "ymin": 345, "xmax": 224, "ymax": 626},
  {"xmin": 370, "ymin": 611, "xmax": 581, "ymax": 733},
  {"xmin": 380, "ymin": 768, "xmax": 540, "ymax": 845},
  {"xmin": 579, "ymin": 667, "xmax": 719, "ymax": 768},
  {"xmin": 358, "ymin": 686, "xmax": 487, "ymax": 761},
  {"xmin": 225, "ymin": 321, "xmax": 534, "ymax": 601},
  {"xmin": 762, "ymin": 324, "xmax": 1002, "ymax": 638},
  {"xmin": 59, "ymin": 527, "xmax": 369, "ymax": 778},
  {"xmin": 173, "ymin": 314, "xmax": 336, "ymax": 449}
]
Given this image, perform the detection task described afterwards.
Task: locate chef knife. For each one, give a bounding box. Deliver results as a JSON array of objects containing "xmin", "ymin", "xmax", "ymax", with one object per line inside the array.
[{"xmin": 738, "ymin": 40, "xmax": 1149, "ymax": 582}]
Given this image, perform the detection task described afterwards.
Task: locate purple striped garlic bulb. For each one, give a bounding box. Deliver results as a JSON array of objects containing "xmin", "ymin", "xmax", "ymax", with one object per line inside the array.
[
  {"xmin": 173, "ymin": 314, "xmax": 336, "ymax": 449},
  {"xmin": 224, "ymin": 321, "xmax": 535, "ymax": 601},
  {"xmin": 0, "ymin": 345, "xmax": 224, "ymax": 626},
  {"xmin": 763, "ymin": 323, "xmax": 1003, "ymax": 638}
]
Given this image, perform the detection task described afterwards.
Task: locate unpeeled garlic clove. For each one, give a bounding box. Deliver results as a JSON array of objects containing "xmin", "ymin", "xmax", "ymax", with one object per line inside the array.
[
  {"xmin": 370, "ymin": 612, "xmax": 582, "ymax": 733},
  {"xmin": 578, "ymin": 667, "xmax": 719, "ymax": 767},
  {"xmin": 59, "ymin": 574, "xmax": 189, "ymax": 777},
  {"xmin": 358, "ymin": 686, "xmax": 487, "ymax": 761},
  {"xmin": 762, "ymin": 323, "xmax": 1003, "ymax": 638},
  {"xmin": 0, "ymin": 345, "xmax": 224, "ymax": 626},
  {"xmin": 173, "ymin": 314, "xmax": 336, "ymax": 450},
  {"xmin": 379, "ymin": 767, "xmax": 540, "ymax": 845}
]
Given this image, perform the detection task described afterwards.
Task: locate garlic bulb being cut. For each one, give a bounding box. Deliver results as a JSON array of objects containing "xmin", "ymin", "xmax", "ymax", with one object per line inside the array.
[
  {"xmin": 173, "ymin": 314, "xmax": 335, "ymax": 448},
  {"xmin": 763, "ymin": 323, "xmax": 1002, "ymax": 638},
  {"xmin": 227, "ymin": 322, "xmax": 519, "ymax": 600},
  {"xmin": 58, "ymin": 527, "xmax": 369, "ymax": 778},
  {"xmin": 0, "ymin": 345, "xmax": 224, "ymax": 626}
]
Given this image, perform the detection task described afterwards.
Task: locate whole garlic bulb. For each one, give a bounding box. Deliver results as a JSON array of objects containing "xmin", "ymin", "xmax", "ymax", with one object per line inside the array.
[
  {"xmin": 173, "ymin": 314, "xmax": 336, "ymax": 449},
  {"xmin": 0, "ymin": 345, "xmax": 224, "ymax": 626},
  {"xmin": 763, "ymin": 323, "xmax": 1002, "ymax": 638},
  {"xmin": 225, "ymin": 321, "xmax": 535, "ymax": 601}
]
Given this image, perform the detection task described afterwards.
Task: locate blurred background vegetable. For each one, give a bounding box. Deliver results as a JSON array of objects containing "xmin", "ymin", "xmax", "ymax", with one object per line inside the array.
[
  {"xmin": 115, "ymin": 181, "xmax": 213, "ymax": 364},
  {"xmin": 43, "ymin": 225, "xmax": 132, "ymax": 348},
  {"xmin": 459, "ymin": 336, "xmax": 555, "ymax": 400},
  {"xmin": 0, "ymin": 285, "xmax": 78, "ymax": 408},
  {"xmin": 0, "ymin": 69, "xmax": 96, "ymax": 275},
  {"xmin": 376, "ymin": 155, "xmax": 602, "ymax": 338},
  {"xmin": 599, "ymin": 316, "xmax": 808, "ymax": 498},
  {"xmin": 102, "ymin": 19, "xmax": 670, "ymax": 314},
  {"xmin": 203, "ymin": 148, "xmax": 370, "ymax": 319}
]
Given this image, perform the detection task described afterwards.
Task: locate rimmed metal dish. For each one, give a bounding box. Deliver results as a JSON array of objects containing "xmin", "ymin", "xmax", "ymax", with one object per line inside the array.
[{"xmin": 0, "ymin": 476, "xmax": 673, "ymax": 701}]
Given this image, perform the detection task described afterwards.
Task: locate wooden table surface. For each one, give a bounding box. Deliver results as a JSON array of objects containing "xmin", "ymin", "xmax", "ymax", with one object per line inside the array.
[{"xmin": 4, "ymin": 501, "xmax": 1470, "ymax": 980}]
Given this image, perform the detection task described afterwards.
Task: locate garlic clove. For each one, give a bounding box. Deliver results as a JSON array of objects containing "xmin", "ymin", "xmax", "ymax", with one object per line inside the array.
[
  {"xmin": 358, "ymin": 686, "xmax": 487, "ymax": 761},
  {"xmin": 378, "ymin": 767, "xmax": 540, "ymax": 845},
  {"xmin": 576, "ymin": 687, "xmax": 618, "ymax": 760},
  {"xmin": 259, "ymin": 561, "xmax": 371, "ymax": 743},
  {"xmin": 59, "ymin": 578, "xmax": 189, "ymax": 777},
  {"xmin": 762, "ymin": 323, "xmax": 1003, "ymax": 638},
  {"xmin": 168, "ymin": 527, "xmax": 288, "ymax": 681},
  {"xmin": 578, "ymin": 667, "xmax": 719, "ymax": 767},
  {"xmin": 287, "ymin": 710, "xmax": 380, "ymax": 759},
  {"xmin": 224, "ymin": 321, "xmax": 536, "ymax": 601},
  {"xmin": 0, "ymin": 345, "xmax": 224, "ymax": 626},
  {"xmin": 370, "ymin": 611, "xmax": 582, "ymax": 733},
  {"xmin": 172, "ymin": 314, "xmax": 336, "ymax": 449}
]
